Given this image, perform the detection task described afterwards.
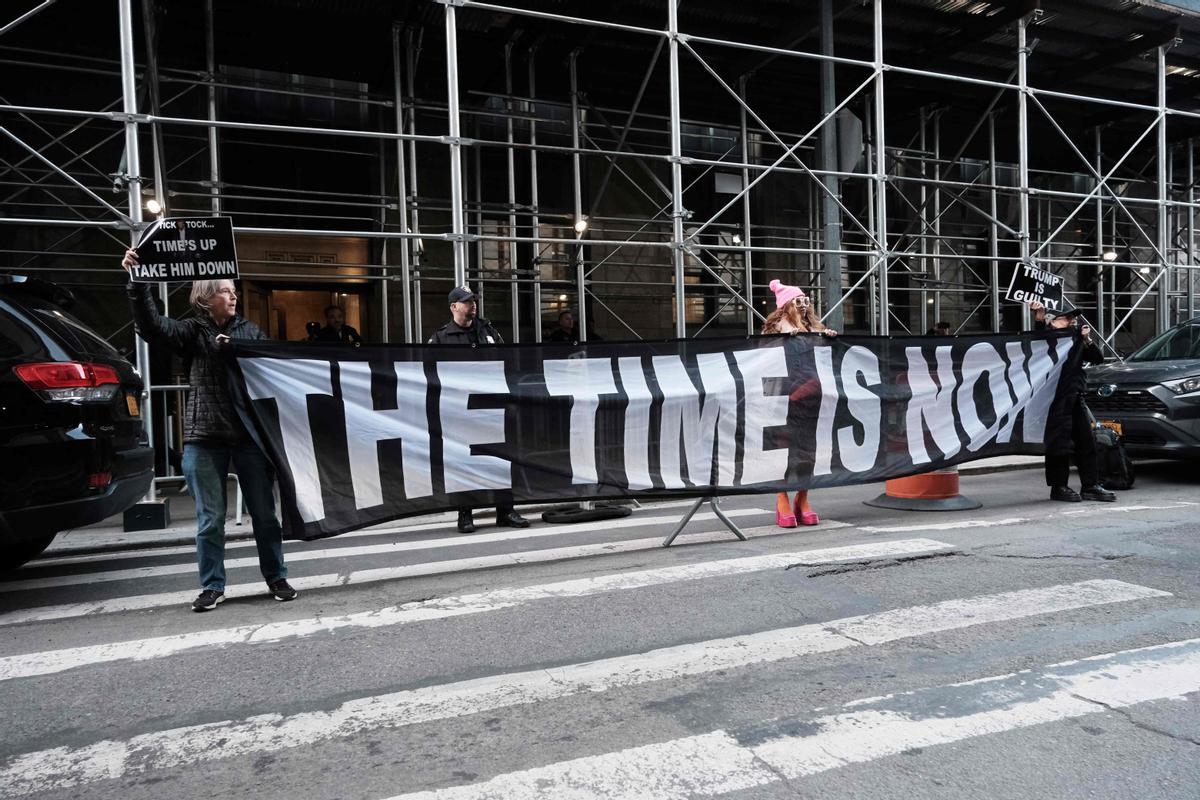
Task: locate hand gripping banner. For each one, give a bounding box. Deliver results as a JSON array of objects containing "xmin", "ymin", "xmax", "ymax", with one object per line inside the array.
[{"xmin": 228, "ymin": 331, "xmax": 1077, "ymax": 540}]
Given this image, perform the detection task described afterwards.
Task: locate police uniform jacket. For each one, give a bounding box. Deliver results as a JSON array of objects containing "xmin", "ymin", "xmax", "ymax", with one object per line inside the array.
[{"xmin": 427, "ymin": 317, "xmax": 504, "ymax": 346}]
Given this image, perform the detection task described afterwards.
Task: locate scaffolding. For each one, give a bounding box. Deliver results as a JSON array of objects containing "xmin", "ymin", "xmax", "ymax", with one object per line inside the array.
[{"xmin": 3, "ymin": 0, "xmax": 1200, "ymax": 494}]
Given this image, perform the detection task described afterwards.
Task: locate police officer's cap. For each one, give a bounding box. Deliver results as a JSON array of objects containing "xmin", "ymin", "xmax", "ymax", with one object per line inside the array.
[{"xmin": 448, "ymin": 285, "xmax": 476, "ymax": 304}]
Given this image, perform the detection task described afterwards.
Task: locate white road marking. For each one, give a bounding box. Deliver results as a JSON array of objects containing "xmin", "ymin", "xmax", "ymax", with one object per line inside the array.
[
  {"xmin": 860, "ymin": 501, "xmax": 1197, "ymax": 534},
  {"xmin": 35, "ymin": 499, "xmax": 714, "ymax": 568},
  {"xmin": 3, "ymin": 509, "xmax": 770, "ymax": 592},
  {"xmin": 0, "ymin": 538, "xmax": 951, "ymax": 681},
  {"xmin": 384, "ymin": 636, "xmax": 1200, "ymax": 800},
  {"xmin": 0, "ymin": 522, "xmax": 849, "ymax": 627},
  {"xmin": 0, "ymin": 579, "xmax": 1167, "ymax": 796},
  {"xmin": 860, "ymin": 517, "xmax": 1028, "ymax": 533}
]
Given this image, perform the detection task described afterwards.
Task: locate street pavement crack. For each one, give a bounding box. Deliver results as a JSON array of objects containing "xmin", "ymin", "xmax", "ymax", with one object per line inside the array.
[
  {"xmin": 1068, "ymin": 692, "xmax": 1200, "ymax": 748},
  {"xmin": 790, "ymin": 551, "xmax": 965, "ymax": 578},
  {"xmin": 984, "ymin": 553, "xmax": 1135, "ymax": 562}
]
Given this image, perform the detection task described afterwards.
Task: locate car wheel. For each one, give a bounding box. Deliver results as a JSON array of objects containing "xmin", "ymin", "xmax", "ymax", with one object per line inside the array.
[{"xmin": 0, "ymin": 532, "xmax": 58, "ymax": 572}]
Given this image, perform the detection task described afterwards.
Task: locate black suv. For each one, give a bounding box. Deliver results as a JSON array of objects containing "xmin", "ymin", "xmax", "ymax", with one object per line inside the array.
[
  {"xmin": 1086, "ymin": 316, "xmax": 1200, "ymax": 459},
  {"xmin": 0, "ymin": 278, "xmax": 153, "ymax": 570}
]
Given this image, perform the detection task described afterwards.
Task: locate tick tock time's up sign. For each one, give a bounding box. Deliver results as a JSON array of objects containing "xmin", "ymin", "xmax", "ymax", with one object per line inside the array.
[{"xmin": 130, "ymin": 216, "xmax": 239, "ymax": 283}]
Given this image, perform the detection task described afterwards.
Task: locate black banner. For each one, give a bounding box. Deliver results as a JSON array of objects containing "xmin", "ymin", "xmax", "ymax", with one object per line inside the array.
[
  {"xmin": 1005, "ymin": 263, "xmax": 1065, "ymax": 311},
  {"xmin": 229, "ymin": 332, "xmax": 1076, "ymax": 541},
  {"xmin": 131, "ymin": 216, "xmax": 238, "ymax": 283}
]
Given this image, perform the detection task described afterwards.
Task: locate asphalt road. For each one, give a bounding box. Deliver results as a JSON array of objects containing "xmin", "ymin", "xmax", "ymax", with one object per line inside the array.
[{"xmin": 1, "ymin": 462, "xmax": 1198, "ymax": 799}]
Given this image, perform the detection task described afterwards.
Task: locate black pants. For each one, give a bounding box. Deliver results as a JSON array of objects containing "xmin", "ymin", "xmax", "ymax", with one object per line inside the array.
[
  {"xmin": 1044, "ymin": 396, "xmax": 1099, "ymax": 488},
  {"xmin": 461, "ymin": 505, "xmax": 513, "ymax": 517}
]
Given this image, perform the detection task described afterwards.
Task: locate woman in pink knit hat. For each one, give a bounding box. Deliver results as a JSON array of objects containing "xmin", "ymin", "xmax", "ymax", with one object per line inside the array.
[{"xmin": 763, "ymin": 278, "xmax": 837, "ymax": 527}]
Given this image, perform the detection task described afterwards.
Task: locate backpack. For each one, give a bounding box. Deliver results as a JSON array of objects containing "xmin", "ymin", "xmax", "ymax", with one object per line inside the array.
[{"xmin": 1091, "ymin": 422, "xmax": 1135, "ymax": 490}]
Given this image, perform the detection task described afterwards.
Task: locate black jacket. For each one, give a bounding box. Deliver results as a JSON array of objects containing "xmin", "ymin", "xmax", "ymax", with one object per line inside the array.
[
  {"xmin": 127, "ymin": 282, "xmax": 266, "ymax": 444},
  {"xmin": 1035, "ymin": 321, "xmax": 1105, "ymax": 454},
  {"xmin": 316, "ymin": 324, "xmax": 362, "ymax": 344},
  {"xmin": 427, "ymin": 317, "xmax": 504, "ymax": 346}
]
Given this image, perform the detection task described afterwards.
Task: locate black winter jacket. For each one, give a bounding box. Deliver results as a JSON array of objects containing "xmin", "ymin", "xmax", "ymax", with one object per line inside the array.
[
  {"xmin": 1035, "ymin": 320, "xmax": 1105, "ymax": 454},
  {"xmin": 426, "ymin": 317, "xmax": 504, "ymax": 346},
  {"xmin": 127, "ymin": 282, "xmax": 267, "ymax": 444}
]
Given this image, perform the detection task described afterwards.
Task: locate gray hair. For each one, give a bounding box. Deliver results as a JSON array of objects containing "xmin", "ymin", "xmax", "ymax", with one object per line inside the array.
[{"xmin": 189, "ymin": 279, "xmax": 232, "ymax": 316}]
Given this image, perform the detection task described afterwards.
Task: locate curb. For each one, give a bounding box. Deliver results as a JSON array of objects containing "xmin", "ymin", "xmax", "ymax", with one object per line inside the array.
[
  {"xmin": 39, "ymin": 501, "xmax": 635, "ymax": 560},
  {"xmin": 959, "ymin": 460, "xmax": 1042, "ymax": 476}
]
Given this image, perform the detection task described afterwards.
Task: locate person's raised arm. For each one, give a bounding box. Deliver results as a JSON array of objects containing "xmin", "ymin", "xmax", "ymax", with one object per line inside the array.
[{"xmin": 122, "ymin": 248, "xmax": 196, "ymax": 355}]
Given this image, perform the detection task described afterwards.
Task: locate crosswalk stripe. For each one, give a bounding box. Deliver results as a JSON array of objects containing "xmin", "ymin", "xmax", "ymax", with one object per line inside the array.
[
  {"xmin": 858, "ymin": 501, "xmax": 1197, "ymax": 533},
  {"xmin": 35, "ymin": 499, "xmax": 714, "ymax": 569},
  {"xmin": 383, "ymin": 636, "xmax": 1200, "ymax": 799},
  {"xmin": 0, "ymin": 579, "xmax": 1167, "ymax": 796},
  {"xmin": 0, "ymin": 538, "xmax": 951, "ymax": 681},
  {"xmin": 0, "ymin": 522, "xmax": 850, "ymax": 627},
  {"xmin": 2, "ymin": 508, "xmax": 769, "ymax": 592}
]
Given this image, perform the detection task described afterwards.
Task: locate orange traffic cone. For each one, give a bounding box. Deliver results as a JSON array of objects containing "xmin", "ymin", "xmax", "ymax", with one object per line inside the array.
[{"xmin": 864, "ymin": 466, "xmax": 980, "ymax": 511}]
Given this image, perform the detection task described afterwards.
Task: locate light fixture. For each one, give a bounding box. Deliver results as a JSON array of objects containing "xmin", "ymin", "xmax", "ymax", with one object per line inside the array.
[
  {"xmin": 145, "ymin": 199, "xmax": 163, "ymax": 216},
  {"xmin": 573, "ymin": 218, "xmax": 588, "ymax": 234},
  {"xmin": 927, "ymin": 297, "xmax": 935, "ymax": 305},
  {"xmin": 1139, "ymin": 266, "xmax": 1151, "ymax": 274},
  {"xmin": 732, "ymin": 232, "xmax": 742, "ymax": 245},
  {"xmin": 1102, "ymin": 249, "xmax": 1118, "ymax": 262},
  {"xmin": 558, "ymin": 294, "xmax": 568, "ymax": 301}
]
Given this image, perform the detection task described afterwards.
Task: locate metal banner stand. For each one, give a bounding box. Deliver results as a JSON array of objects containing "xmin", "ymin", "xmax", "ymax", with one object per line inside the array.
[{"xmin": 661, "ymin": 496, "xmax": 747, "ymax": 548}]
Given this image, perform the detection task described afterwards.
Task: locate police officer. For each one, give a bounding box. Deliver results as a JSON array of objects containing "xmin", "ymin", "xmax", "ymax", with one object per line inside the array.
[
  {"xmin": 429, "ymin": 285, "xmax": 531, "ymax": 533},
  {"xmin": 1030, "ymin": 300, "xmax": 1116, "ymax": 503}
]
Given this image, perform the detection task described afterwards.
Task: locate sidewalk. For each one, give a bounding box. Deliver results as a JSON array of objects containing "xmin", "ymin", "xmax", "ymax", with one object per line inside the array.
[{"xmin": 43, "ymin": 455, "xmax": 1042, "ymax": 558}]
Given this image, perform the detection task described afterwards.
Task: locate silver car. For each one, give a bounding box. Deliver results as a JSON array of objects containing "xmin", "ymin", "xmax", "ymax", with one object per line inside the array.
[{"xmin": 1085, "ymin": 317, "xmax": 1200, "ymax": 459}]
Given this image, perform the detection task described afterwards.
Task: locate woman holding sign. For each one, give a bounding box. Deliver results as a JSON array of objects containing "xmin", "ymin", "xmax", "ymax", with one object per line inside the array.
[
  {"xmin": 1030, "ymin": 300, "xmax": 1116, "ymax": 504},
  {"xmin": 763, "ymin": 279, "xmax": 837, "ymax": 528},
  {"xmin": 122, "ymin": 248, "xmax": 297, "ymax": 611}
]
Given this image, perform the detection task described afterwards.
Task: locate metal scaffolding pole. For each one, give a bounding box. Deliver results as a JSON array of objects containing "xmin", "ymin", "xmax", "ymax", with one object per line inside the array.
[
  {"xmin": 989, "ymin": 112, "xmax": 1000, "ymax": 332},
  {"xmin": 1191, "ymin": 139, "xmax": 1197, "ymax": 321},
  {"xmin": 528, "ymin": 47, "xmax": 543, "ymax": 342},
  {"xmin": 117, "ymin": 0, "xmax": 153, "ymax": 502},
  {"xmin": 872, "ymin": 0, "xmax": 888, "ymax": 335},
  {"xmin": 865, "ymin": 98, "xmax": 878, "ymax": 334},
  {"xmin": 919, "ymin": 106, "xmax": 928, "ymax": 331},
  {"xmin": 1095, "ymin": 126, "xmax": 1105, "ymax": 336},
  {"xmin": 505, "ymin": 41, "xmax": 520, "ymax": 342},
  {"xmin": 204, "ymin": 0, "xmax": 220, "ymax": 215},
  {"xmin": 1017, "ymin": 13, "xmax": 1031, "ymax": 331},
  {"xmin": 819, "ymin": 0, "xmax": 843, "ymax": 331},
  {"xmin": 1157, "ymin": 44, "xmax": 1171, "ymax": 334},
  {"xmin": 932, "ymin": 111, "xmax": 942, "ymax": 325},
  {"xmin": 570, "ymin": 50, "xmax": 587, "ymax": 341},
  {"xmin": 443, "ymin": 1, "xmax": 467, "ymax": 285},
  {"xmin": 668, "ymin": 2, "xmax": 686, "ymax": 337},
  {"xmin": 406, "ymin": 28, "xmax": 424, "ymax": 339},
  {"xmin": 739, "ymin": 75, "xmax": 754, "ymax": 336},
  {"xmin": 392, "ymin": 23, "xmax": 413, "ymax": 343},
  {"xmin": 472, "ymin": 125, "xmax": 485, "ymax": 317}
]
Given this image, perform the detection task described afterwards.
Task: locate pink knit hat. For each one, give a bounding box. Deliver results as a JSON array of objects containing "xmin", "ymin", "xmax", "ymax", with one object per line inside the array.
[{"xmin": 769, "ymin": 279, "xmax": 806, "ymax": 310}]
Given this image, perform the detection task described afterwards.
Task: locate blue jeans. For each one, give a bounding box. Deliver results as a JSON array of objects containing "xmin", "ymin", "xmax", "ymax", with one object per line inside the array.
[{"xmin": 182, "ymin": 441, "xmax": 287, "ymax": 592}]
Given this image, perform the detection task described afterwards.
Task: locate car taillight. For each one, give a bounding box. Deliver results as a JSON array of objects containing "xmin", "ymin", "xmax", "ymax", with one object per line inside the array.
[
  {"xmin": 88, "ymin": 471, "xmax": 112, "ymax": 489},
  {"xmin": 13, "ymin": 361, "xmax": 122, "ymax": 402}
]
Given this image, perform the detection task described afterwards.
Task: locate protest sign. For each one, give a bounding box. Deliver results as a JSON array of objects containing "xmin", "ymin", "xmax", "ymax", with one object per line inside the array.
[
  {"xmin": 228, "ymin": 331, "xmax": 1076, "ymax": 540},
  {"xmin": 1005, "ymin": 263, "xmax": 1064, "ymax": 311},
  {"xmin": 130, "ymin": 216, "xmax": 238, "ymax": 283}
]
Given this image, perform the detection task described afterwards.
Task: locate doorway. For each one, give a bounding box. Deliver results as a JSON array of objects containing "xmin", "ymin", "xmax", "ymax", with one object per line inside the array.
[{"xmin": 242, "ymin": 284, "xmax": 367, "ymax": 342}]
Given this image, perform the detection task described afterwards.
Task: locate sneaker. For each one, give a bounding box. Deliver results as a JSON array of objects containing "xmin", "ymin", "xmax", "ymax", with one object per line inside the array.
[
  {"xmin": 268, "ymin": 579, "xmax": 298, "ymax": 602},
  {"xmin": 191, "ymin": 589, "xmax": 224, "ymax": 612},
  {"xmin": 1050, "ymin": 486, "xmax": 1082, "ymax": 502}
]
